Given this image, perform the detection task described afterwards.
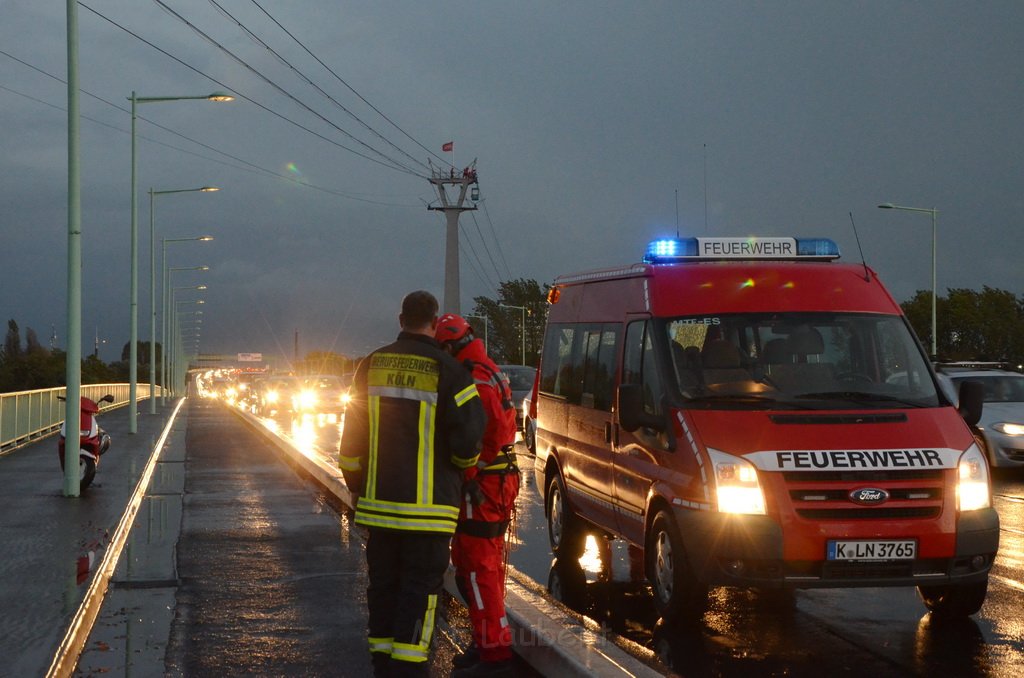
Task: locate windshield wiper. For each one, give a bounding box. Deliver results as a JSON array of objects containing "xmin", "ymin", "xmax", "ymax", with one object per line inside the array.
[{"xmin": 794, "ymin": 391, "xmax": 927, "ymax": 407}]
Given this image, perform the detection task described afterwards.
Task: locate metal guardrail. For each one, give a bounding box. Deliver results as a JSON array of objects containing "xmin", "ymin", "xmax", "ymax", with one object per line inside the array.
[{"xmin": 0, "ymin": 384, "xmax": 159, "ymax": 454}]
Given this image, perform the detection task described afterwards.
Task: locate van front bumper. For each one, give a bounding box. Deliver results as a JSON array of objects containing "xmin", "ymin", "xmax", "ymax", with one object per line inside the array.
[{"xmin": 673, "ymin": 506, "xmax": 999, "ymax": 589}]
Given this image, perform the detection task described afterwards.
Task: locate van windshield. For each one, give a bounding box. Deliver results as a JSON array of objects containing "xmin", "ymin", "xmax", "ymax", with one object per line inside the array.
[{"xmin": 665, "ymin": 312, "xmax": 940, "ymax": 409}]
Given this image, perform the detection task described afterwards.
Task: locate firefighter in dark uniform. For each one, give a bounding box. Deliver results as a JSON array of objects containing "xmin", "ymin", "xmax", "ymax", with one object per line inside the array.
[
  {"xmin": 435, "ymin": 314, "xmax": 520, "ymax": 678},
  {"xmin": 340, "ymin": 291, "xmax": 486, "ymax": 677}
]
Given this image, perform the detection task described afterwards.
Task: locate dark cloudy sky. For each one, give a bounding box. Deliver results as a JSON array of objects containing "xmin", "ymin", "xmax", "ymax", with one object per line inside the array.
[{"xmin": 1, "ymin": 1, "xmax": 1021, "ymax": 366}]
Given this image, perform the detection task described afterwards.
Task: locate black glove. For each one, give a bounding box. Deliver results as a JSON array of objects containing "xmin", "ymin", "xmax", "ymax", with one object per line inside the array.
[{"xmin": 464, "ymin": 478, "xmax": 485, "ymax": 506}]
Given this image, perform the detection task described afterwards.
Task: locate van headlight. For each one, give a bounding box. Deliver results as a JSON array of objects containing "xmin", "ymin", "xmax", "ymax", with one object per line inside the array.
[
  {"xmin": 708, "ymin": 448, "xmax": 766, "ymax": 515},
  {"xmin": 957, "ymin": 443, "xmax": 991, "ymax": 512}
]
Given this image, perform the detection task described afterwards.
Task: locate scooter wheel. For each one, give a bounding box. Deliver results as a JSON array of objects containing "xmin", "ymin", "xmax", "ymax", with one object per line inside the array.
[{"xmin": 79, "ymin": 456, "xmax": 97, "ymax": 490}]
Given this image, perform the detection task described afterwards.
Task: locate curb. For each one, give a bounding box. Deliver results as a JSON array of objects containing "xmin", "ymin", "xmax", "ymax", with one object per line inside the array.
[{"xmin": 228, "ymin": 404, "xmax": 661, "ymax": 678}]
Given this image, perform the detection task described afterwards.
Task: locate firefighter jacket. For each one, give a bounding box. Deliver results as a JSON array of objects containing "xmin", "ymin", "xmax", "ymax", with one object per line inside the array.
[
  {"xmin": 339, "ymin": 331, "xmax": 486, "ymax": 534},
  {"xmin": 454, "ymin": 338, "xmax": 518, "ymax": 475}
]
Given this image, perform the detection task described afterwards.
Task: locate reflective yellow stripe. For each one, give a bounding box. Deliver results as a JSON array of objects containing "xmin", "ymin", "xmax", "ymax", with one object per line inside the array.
[
  {"xmin": 338, "ymin": 454, "xmax": 362, "ymax": 472},
  {"xmin": 451, "ymin": 453, "xmax": 480, "ymax": 469},
  {"xmin": 355, "ymin": 513, "xmax": 458, "ymax": 533},
  {"xmin": 453, "ymin": 384, "xmax": 479, "ymax": 407},
  {"xmin": 357, "ymin": 497, "xmax": 460, "ymax": 520},
  {"xmin": 368, "ymin": 636, "xmax": 393, "ymax": 655},
  {"xmin": 390, "ymin": 594, "xmax": 437, "ymax": 663},
  {"xmin": 366, "ymin": 395, "xmax": 380, "ymax": 499}
]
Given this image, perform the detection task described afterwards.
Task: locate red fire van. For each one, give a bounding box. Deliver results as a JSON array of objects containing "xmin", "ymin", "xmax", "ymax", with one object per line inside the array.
[{"xmin": 533, "ymin": 236, "xmax": 997, "ymax": 619}]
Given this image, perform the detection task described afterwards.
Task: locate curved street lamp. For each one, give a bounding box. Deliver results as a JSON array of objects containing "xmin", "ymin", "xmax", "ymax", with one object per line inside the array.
[
  {"xmin": 128, "ymin": 90, "xmax": 231, "ymax": 432},
  {"xmin": 878, "ymin": 202, "xmax": 939, "ymax": 357},
  {"xmin": 162, "ymin": 236, "xmax": 213, "ymax": 403},
  {"xmin": 149, "ymin": 187, "xmax": 218, "ymax": 413}
]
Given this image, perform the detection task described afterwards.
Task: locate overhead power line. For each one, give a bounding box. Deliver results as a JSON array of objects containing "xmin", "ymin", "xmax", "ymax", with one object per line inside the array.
[
  {"xmin": 78, "ymin": 2, "xmax": 421, "ymax": 177},
  {"xmin": 203, "ymin": 0, "xmax": 431, "ymax": 174},
  {"xmin": 247, "ymin": 0, "xmax": 449, "ymax": 168},
  {"xmin": 150, "ymin": 0, "xmax": 424, "ymax": 177}
]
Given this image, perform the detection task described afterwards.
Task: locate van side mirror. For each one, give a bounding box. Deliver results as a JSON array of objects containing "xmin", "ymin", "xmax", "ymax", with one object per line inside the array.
[
  {"xmin": 618, "ymin": 384, "xmax": 663, "ymax": 433},
  {"xmin": 956, "ymin": 380, "xmax": 984, "ymax": 427}
]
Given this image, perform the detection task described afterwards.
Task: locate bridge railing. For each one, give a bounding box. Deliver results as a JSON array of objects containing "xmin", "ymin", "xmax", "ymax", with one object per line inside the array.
[{"xmin": 0, "ymin": 384, "xmax": 159, "ymax": 454}]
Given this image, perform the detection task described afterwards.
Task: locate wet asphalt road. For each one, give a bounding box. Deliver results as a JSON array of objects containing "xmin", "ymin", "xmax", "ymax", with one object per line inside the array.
[{"xmin": 274, "ymin": 407, "xmax": 1024, "ymax": 677}]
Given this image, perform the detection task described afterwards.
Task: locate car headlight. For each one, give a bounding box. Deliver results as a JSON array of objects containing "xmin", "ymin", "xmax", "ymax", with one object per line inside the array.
[
  {"xmin": 267, "ymin": 390, "xmax": 279, "ymax": 403},
  {"xmin": 992, "ymin": 422, "xmax": 1024, "ymax": 436},
  {"xmin": 340, "ymin": 392, "xmax": 352, "ymax": 406},
  {"xmin": 957, "ymin": 443, "xmax": 991, "ymax": 512},
  {"xmin": 708, "ymin": 448, "xmax": 766, "ymax": 515},
  {"xmin": 299, "ymin": 390, "xmax": 317, "ymax": 408}
]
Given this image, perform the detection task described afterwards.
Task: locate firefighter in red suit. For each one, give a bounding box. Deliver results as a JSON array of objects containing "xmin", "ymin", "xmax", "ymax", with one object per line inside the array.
[{"xmin": 435, "ymin": 314, "xmax": 519, "ymax": 678}]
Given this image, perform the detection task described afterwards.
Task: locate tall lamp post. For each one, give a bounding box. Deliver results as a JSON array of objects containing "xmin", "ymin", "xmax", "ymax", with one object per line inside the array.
[
  {"xmin": 499, "ymin": 304, "xmax": 526, "ymax": 365},
  {"xmin": 466, "ymin": 313, "xmax": 488, "ymax": 353},
  {"xmin": 128, "ymin": 91, "xmax": 231, "ymax": 433},
  {"xmin": 172, "ymin": 299, "xmax": 204, "ymax": 396},
  {"xmin": 878, "ymin": 203, "xmax": 939, "ymax": 357},
  {"xmin": 149, "ymin": 187, "xmax": 218, "ymax": 413},
  {"xmin": 162, "ymin": 236, "xmax": 213, "ymax": 403}
]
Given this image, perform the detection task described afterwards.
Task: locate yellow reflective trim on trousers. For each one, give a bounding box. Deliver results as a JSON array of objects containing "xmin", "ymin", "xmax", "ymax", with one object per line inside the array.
[
  {"xmin": 391, "ymin": 594, "xmax": 437, "ymax": 663},
  {"xmin": 453, "ymin": 384, "xmax": 479, "ymax": 407},
  {"xmin": 368, "ymin": 636, "xmax": 393, "ymax": 655},
  {"xmin": 366, "ymin": 395, "xmax": 380, "ymax": 499}
]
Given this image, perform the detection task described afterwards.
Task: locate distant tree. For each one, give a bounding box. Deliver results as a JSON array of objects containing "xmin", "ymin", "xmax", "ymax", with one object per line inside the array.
[
  {"xmin": 297, "ymin": 351, "xmax": 355, "ymax": 376},
  {"xmin": 901, "ymin": 286, "xmax": 1024, "ymax": 364},
  {"xmin": 4, "ymin": 319, "xmax": 21, "ymax": 360},
  {"xmin": 471, "ymin": 278, "xmax": 549, "ymax": 366}
]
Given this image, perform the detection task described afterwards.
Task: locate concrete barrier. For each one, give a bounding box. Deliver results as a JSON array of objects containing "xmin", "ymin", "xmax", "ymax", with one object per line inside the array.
[{"xmin": 228, "ymin": 404, "xmax": 662, "ymax": 678}]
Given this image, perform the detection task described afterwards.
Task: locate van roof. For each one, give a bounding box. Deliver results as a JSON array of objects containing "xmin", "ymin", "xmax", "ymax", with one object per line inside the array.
[{"xmin": 551, "ymin": 260, "xmax": 902, "ymax": 317}]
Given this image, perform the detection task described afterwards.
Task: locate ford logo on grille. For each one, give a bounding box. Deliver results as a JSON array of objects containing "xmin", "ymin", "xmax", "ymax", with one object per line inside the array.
[{"xmin": 849, "ymin": 488, "xmax": 889, "ymax": 506}]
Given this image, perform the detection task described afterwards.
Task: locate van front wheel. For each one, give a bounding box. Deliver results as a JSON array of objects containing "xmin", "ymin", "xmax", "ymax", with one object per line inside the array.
[
  {"xmin": 547, "ymin": 475, "xmax": 587, "ymax": 559},
  {"xmin": 917, "ymin": 579, "xmax": 988, "ymax": 617},
  {"xmin": 646, "ymin": 510, "xmax": 707, "ymax": 620}
]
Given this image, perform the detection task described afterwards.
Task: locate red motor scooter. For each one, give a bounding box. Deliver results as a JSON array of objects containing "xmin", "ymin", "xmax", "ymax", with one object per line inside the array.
[{"xmin": 58, "ymin": 394, "xmax": 113, "ymax": 491}]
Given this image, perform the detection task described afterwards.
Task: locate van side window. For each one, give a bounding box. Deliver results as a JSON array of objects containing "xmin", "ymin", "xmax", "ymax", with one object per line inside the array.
[
  {"xmin": 539, "ymin": 324, "xmax": 580, "ymax": 404},
  {"xmin": 624, "ymin": 320, "xmax": 663, "ymax": 416},
  {"xmin": 581, "ymin": 324, "xmax": 620, "ymax": 411}
]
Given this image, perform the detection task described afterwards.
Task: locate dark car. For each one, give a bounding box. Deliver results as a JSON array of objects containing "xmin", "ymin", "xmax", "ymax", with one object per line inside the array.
[
  {"xmin": 498, "ymin": 365, "xmax": 538, "ymax": 435},
  {"xmin": 293, "ymin": 375, "xmax": 350, "ymax": 415},
  {"xmin": 254, "ymin": 375, "xmax": 301, "ymax": 417}
]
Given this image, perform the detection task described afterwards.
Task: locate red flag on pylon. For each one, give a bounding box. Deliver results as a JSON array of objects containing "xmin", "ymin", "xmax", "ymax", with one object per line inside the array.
[{"xmin": 442, "ymin": 141, "xmax": 453, "ymax": 152}]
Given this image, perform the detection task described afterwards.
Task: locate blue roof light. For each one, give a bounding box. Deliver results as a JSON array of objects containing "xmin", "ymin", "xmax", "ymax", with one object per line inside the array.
[{"xmin": 643, "ymin": 236, "xmax": 840, "ymax": 263}]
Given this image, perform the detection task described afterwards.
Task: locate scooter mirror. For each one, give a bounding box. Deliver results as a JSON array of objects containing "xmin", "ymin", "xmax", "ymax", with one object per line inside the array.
[{"xmin": 101, "ymin": 394, "xmax": 115, "ymax": 404}]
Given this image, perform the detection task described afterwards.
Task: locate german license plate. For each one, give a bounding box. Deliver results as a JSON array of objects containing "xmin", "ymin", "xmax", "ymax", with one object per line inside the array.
[{"xmin": 827, "ymin": 539, "xmax": 916, "ymax": 561}]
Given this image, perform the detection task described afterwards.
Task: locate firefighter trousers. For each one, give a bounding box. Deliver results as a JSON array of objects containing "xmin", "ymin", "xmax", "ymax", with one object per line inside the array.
[
  {"xmin": 452, "ymin": 470, "xmax": 520, "ymax": 663},
  {"xmin": 365, "ymin": 528, "xmax": 451, "ymax": 677}
]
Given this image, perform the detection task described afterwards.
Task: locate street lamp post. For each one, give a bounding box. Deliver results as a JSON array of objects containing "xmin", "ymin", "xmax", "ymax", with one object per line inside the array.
[
  {"xmin": 172, "ymin": 299, "xmax": 204, "ymax": 396},
  {"xmin": 128, "ymin": 91, "xmax": 231, "ymax": 433},
  {"xmin": 499, "ymin": 304, "xmax": 526, "ymax": 365},
  {"xmin": 878, "ymin": 203, "xmax": 939, "ymax": 357},
  {"xmin": 162, "ymin": 236, "xmax": 213, "ymax": 403},
  {"xmin": 149, "ymin": 187, "xmax": 218, "ymax": 413}
]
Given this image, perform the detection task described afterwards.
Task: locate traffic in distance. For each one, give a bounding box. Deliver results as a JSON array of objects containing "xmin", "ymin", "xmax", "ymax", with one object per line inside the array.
[{"xmin": 194, "ymin": 235, "xmax": 1024, "ymax": 673}]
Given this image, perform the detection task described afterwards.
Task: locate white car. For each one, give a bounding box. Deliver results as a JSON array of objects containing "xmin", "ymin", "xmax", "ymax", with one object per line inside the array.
[{"xmin": 941, "ymin": 367, "xmax": 1024, "ymax": 469}]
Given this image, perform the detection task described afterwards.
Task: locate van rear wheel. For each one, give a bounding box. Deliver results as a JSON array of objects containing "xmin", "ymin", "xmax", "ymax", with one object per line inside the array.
[
  {"xmin": 917, "ymin": 579, "xmax": 988, "ymax": 617},
  {"xmin": 646, "ymin": 510, "xmax": 707, "ymax": 620},
  {"xmin": 547, "ymin": 475, "xmax": 587, "ymax": 559}
]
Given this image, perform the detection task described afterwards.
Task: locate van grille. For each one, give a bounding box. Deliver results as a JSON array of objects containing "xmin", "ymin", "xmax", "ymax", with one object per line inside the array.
[{"xmin": 783, "ymin": 470, "xmax": 945, "ymax": 522}]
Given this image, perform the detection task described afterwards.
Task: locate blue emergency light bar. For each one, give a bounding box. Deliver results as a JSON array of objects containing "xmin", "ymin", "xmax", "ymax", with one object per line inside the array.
[{"xmin": 643, "ymin": 236, "xmax": 840, "ymax": 263}]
